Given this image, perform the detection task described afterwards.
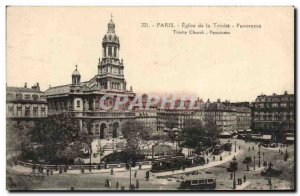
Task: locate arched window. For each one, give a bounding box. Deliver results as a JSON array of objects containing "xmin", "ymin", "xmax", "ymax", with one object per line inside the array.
[
  {"xmin": 25, "ymin": 94, "xmax": 31, "ymax": 100},
  {"xmin": 6, "ymin": 93, "xmax": 13, "ymax": 100},
  {"xmin": 114, "ymin": 47, "xmax": 117, "ymax": 57},
  {"xmin": 16, "ymin": 93, "xmax": 22, "ymax": 100},
  {"xmin": 108, "ymin": 46, "xmax": 112, "ymax": 57},
  {"xmin": 32, "ymin": 94, "xmax": 39, "ymax": 101}
]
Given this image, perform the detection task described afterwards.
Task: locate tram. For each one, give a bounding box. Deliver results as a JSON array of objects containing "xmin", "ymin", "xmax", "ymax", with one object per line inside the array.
[{"xmin": 179, "ymin": 173, "xmax": 217, "ymax": 190}]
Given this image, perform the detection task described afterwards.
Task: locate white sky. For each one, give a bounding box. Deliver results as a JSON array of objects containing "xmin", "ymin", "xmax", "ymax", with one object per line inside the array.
[{"xmin": 6, "ymin": 7, "xmax": 294, "ymax": 102}]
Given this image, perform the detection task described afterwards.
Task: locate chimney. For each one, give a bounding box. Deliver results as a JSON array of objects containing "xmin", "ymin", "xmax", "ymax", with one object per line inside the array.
[
  {"xmin": 37, "ymin": 82, "xmax": 40, "ymax": 91},
  {"xmin": 24, "ymin": 82, "xmax": 27, "ymax": 88}
]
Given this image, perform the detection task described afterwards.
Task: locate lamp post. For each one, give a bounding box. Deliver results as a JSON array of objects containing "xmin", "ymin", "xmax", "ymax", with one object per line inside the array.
[
  {"xmin": 234, "ymin": 140, "xmax": 237, "ymax": 153},
  {"xmin": 129, "ymin": 160, "xmax": 132, "ymax": 190},
  {"xmin": 267, "ymin": 161, "xmax": 273, "ymax": 189},
  {"xmin": 89, "ymin": 140, "xmax": 92, "ymax": 172},
  {"xmin": 112, "ymin": 139, "xmax": 115, "ymax": 153},
  {"xmin": 253, "ymin": 155, "xmax": 256, "ymax": 170},
  {"xmin": 231, "ymin": 156, "xmax": 238, "ymax": 189},
  {"xmin": 97, "ymin": 139, "xmax": 102, "ymax": 169},
  {"xmin": 152, "ymin": 143, "xmax": 158, "ymax": 164},
  {"xmin": 258, "ymin": 146, "xmax": 261, "ymax": 168}
]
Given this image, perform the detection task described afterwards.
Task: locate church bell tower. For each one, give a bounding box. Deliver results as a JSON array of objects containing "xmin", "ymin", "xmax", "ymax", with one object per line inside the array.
[{"xmin": 97, "ymin": 15, "xmax": 126, "ymax": 92}]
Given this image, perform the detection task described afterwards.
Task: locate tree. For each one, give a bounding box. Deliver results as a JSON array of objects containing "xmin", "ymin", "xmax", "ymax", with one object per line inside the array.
[
  {"xmin": 7, "ymin": 121, "xmax": 35, "ymax": 159},
  {"xmin": 205, "ymin": 115, "xmax": 221, "ymax": 141},
  {"xmin": 121, "ymin": 120, "xmax": 149, "ymax": 163},
  {"xmin": 165, "ymin": 117, "xmax": 177, "ymax": 131},
  {"xmin": 182, "ymin": 119, "xmax": 207, "ymax": 148},
  {"xmin": 34, "ymin": 113, "xmax": 90, "ymax": 164},
  {"xmin": 165, "ymin": 117, "xmax": 178, "ymax": 145},
  {"xmin": 242, "ymin": 156, "xmax": 252, "ymax": 171}
]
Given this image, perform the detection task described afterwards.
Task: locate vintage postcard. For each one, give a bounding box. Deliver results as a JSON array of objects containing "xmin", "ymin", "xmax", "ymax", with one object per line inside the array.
[{"xmin": 6, "ymin": 7, "xmax": 295, "ymax": 191}]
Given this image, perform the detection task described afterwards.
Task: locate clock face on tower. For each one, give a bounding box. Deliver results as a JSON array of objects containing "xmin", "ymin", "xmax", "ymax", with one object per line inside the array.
[{"xmin": 113, "ymin": 68, "xmax": 118, "ymax": 74}]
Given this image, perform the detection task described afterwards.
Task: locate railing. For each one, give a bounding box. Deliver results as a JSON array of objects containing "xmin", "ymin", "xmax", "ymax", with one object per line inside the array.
[{"xmin": 17, "ymin": 160, "xmax": 152, "ymax": 170}]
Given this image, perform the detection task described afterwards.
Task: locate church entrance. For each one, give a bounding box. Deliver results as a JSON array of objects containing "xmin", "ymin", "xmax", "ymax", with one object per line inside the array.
[
  {"xmin": 100, "ymin": 123, "xmax": 107, "ymax": 139},
  {"xmin": 112, "ymin": 122, "xmax": 119, "ymax": 138}
]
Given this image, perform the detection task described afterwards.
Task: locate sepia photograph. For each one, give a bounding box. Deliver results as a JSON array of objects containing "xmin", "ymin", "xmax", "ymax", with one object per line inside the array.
[{"xmin": 5, "ymin": 6, "xmax": 295, "ymax": 191}]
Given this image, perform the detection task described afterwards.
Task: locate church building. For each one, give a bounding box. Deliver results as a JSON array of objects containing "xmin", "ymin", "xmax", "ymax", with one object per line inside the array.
[{"xmin": 45, "ymin": 17, "xmax": 136, "ymax": 139}]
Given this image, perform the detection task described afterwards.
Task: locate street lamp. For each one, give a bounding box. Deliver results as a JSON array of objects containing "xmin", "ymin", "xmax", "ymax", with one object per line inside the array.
[
  {"xmin": 258, "ymin": 146, "xmax": 261, "ymax": 168},
  {"xmin": 112, "ymin": 139, "xmax": 115, "ymax": 153},
  {"xmin": 89, "ymin": 142, "xmax": 92, "ymax": 172},
  {"xmin": 129, "ymin": 160, "xmax": 133, "ymax": 190},
  {"xmin": 253, "ymin": 155, "xmax": 256, "ymax": 170},
  {"xmin": 152, "ymin": 143, "xmax": 158, "ymax": 164},
  {"xmin": 230, "ymin": 156, "xmax": 238, "ymax": 189},
  {"xmin": 267, "ymin": 161, "xmax": 273, "ymax": 189},
  {"xmin": 234, "ymin": 140, "xmax": 237, "ymax": 153},
  {"xmin": 97, "ymin": 139, "xmax": 102, "ymax": 169}
]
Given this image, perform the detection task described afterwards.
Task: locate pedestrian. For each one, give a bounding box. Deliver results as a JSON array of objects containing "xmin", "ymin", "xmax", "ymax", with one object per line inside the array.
[
  {"xmin": 230, "ymin": 173, "xmax": 233, "ymax": 180},
  {"xmin": 247, "ymin": 164, "xmax": 249, "ymax": 171},
  {"xmin": 116, "ymin": 181, "xmax": 119, "ymax": 189},
  {"xmin": 239, "ymin": 146, "xmax": 241, "ymax": 150},
  {"xmin": 207, "ymin": 158, "xmax": 209, "ymax": 164},
  {"xmin": 248, "ymin": 147, "xmax": 250, "ymax": 151},
  {"xmin": 213, "ymin": 156, "xmax": 215, "ymax": 161},
  {"xmin": 243, "ymin": 175, "xmax": 246, "ymax": 182},
  {"xmin": 81, "ymin": 167, "xmax": 84, "ymax": 173},
  {"xmin": 240, "ymin": 178, "xmax": 243, "ymax": 184},
  {"xmin": 50, "ymin": 169, "xmax": 53, "ymax": 175},
  {"xmin": 220, "ymin": 155, "xmax": 222, "ymax": 161},
  {"xmin": 139, "ymin": 164, "xmax": 142, "ymax": 169},
  {"xmin": 111, "ymin": 168, "xmax": 114, "ymax": 175},
  {"xmin": 252, "ymin": 146, "xmax": 254, "ymax": 150},
  {"xmin": 136, "ymin": 180, "xmax": 139, "ymax": 189},
  {"xmin": 134, "ymin": 171, "xmax": 137, "ymax": 178},
  {"xmin": 32, "ymin": 164, "xmax": 36, "ymax": 172},
  {"xmin": 46, "ymin": 169, "xmax": 49, "ymax": 176},
  {"xmin": 59, "ymin": 167, "xmax": 62, "ymax": 174}
]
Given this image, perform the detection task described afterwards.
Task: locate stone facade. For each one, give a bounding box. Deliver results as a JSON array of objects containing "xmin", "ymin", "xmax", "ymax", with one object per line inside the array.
[
  {"xmin": 204, "ymin": 100, "xmax": 237, "ymax": 132},
  {"xmin": 45, "ymin": 18, "xmax": 135, "ymax": 139},
  {"xmin": 252, "ymin": 91, "xmax": 294, "ymax": 141},
  {"xmin": 6, "ymin": 83, "xmax": 48, "ymax": 120}
]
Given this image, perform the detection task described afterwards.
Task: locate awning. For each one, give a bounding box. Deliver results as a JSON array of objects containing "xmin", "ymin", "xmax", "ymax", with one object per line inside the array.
[
  {"xmin": 286, "ymin": 137, "xmax": 294, "ymax": 141},
  {"xmin": 220, "ymin": 132, "xmax": 231, "ymax": 136},
  {"xmin": 262, "ymin": 135, "xmax": 272, "ymax": 140}
]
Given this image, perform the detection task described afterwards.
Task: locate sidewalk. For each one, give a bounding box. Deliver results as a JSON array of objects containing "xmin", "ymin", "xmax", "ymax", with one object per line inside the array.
[
  {"xmin": 236, "ymin": 181, "xmax": 251, "ymax": 190},
  {"xmin": 247, "ymin": 166, "xmax": 265, "ymax": 173},
  {"xmin": 7, "ymin": 164, "xmax": 152, "ymax": 175},
  {"xmin": 152, "ymin": 149, "xmax": 243, "ymax": 177}
]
